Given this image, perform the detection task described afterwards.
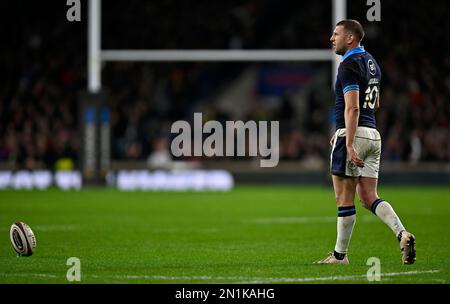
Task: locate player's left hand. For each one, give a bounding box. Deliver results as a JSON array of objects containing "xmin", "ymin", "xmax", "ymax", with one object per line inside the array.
[{"xmin": 346, "ymin": 145, "xmax": 364, "ymax": 167}]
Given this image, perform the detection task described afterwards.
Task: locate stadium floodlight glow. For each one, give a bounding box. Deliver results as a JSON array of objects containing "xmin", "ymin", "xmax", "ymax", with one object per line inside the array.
[{"xmin": 87, "ymin": 0, "xmax": 346, "ymax": 93}]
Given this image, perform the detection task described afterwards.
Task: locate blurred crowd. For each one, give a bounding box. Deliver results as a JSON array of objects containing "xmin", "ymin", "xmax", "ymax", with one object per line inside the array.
[
  {"xmin": 358, "ymin": 1, "xmax": 450, "ymax": 162},
  {"xmin": 0, "ymin": 0, "xmax": 448, "ymax": 170},
  {"xmin": 0, "ymin": 1, "xmax": 84, "ymax": 170}
]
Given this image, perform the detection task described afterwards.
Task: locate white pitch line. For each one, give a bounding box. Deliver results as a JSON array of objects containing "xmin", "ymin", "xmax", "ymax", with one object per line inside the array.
[
  {"xmin": 245, "ymin": 216, "xmax": 336, "ymax": 224},
  {"xmin": 0, "ymin": 225, "xmax": 78, "ymax": 232},
  {"xmin": 33, "ymin": 225, "xmax": 78, "ymax": 232},
  {"xmin": 91, "ymin": 270, "xmax": 440, "ymax": 283},
  {"xmin": 90, "ymin": 274, "xmax": 250, "ymax": 281},
  {"xmin": 150, "ymin": 228, "xmax": 221, "ymax": 233},
  {"xmin": 234, "ymin": 270, "xmax": 441, "ymax": 283},
  {"xmin": 0, "ymin": 273, "xmax": 59, "ymax": 279},
  {"xmin": 0, "ymin": 270, "xmax": 440, "ymax": 283},
  {"xmin": 245, "ymin": 215, "xmax": 376, "ymax": 224}
]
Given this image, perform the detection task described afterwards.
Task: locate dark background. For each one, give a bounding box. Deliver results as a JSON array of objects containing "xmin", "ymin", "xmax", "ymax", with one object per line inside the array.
[{"xmin": 0, "ymin": 0, "xmax": 448, "ymax": 171}]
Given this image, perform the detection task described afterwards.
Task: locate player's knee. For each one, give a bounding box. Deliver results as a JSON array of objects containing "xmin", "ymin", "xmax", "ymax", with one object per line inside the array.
[
  {"xmin": 335, "ymin": 193, "xmax": 347, "ymax": 206},
  {"xmin": 358, "ymin": 192, "xmax": 375, "ymax": 209},
  {"xmin": 359, "ymin": 197, "xmax": 371, "ymax": 209},
  {"xmin": 335, "ymin": 192, "xmax": 354, "ymax": 207},
  {"xmin": 334, "ymin": 193, "xmax": 341, "ymax": 204}
]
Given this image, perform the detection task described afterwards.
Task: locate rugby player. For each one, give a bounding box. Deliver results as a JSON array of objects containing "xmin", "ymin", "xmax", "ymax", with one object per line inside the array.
[{"xmin": 316, "ymin": 19, "xmax": 416, "ymax": 265}]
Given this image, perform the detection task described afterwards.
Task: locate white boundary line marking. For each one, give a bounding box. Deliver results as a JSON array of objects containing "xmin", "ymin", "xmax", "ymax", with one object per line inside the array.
[
  {"xmin": 0, "ymin": 225, "xmax": 78, "ymax": 232},
  {"xmin": 0, "ymin": 270, "xmax": 440, "ymax": 283},
  {"xmin": 244, "ymin": 215, "xmax": 377, "ymax": 224},
  {"xmin": 0, "ymin": 225, "xmax": 221, "ymax": 233},
  {"xmin": 234, "ymin": 270, "xmax": 441, "ymax": 283},
  {"xmin": 0, "ymin": 273, "xmax": 59, "ymax": 278}
]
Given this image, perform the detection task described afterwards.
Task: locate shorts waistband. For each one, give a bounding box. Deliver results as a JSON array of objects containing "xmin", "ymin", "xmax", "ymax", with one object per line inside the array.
[{"xmin": 335, "ymin": 127, "xmax": 381, "ymax": 140}]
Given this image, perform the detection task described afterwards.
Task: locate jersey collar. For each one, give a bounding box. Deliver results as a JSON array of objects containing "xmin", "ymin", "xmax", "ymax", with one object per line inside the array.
[{"xmin": 342, "ymin": 45, "xmax": 365, "ymax": 62}]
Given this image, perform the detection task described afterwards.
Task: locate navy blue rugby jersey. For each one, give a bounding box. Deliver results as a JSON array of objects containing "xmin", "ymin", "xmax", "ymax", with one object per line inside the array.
[{"xmin": 334, "ymin": 46, "xmax": 381, "ymax": 129}]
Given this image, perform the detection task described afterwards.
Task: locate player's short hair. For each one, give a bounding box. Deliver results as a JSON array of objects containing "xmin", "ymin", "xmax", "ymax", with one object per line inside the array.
[{"xmin": 336, "ymin": 19, "xmax": 365, "ymax": 42}]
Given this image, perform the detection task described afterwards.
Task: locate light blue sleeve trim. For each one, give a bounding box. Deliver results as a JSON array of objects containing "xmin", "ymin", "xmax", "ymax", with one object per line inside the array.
[{"xmin": 343, "ymin": 84, "xmax": 359, "ymax": 94}]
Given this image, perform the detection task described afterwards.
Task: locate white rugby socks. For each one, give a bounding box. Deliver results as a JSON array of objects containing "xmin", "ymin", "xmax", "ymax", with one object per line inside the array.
[
  {"xmin": 334, "ymin": 206, "xmax": 356, "ymax": 259},
  {"xmin": 371, "ymin": 199, "xmax": 406, "ymax": 238}
]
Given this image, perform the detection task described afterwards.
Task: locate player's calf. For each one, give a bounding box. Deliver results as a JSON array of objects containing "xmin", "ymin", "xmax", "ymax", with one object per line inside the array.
[{"xmin": 370, "ymin": 198, "xmax": 417, "ymax": 264}]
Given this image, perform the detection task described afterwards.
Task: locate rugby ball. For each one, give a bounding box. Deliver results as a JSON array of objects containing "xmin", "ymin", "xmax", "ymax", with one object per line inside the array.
[{"xmin": 10, "ymin": 222, "xmax": 37, "ymax": 256}]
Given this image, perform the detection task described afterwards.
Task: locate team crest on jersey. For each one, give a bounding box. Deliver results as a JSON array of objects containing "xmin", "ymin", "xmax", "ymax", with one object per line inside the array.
[{"xmin": 368, "ymin": 59, "xmax": 376, "ymax": 76}]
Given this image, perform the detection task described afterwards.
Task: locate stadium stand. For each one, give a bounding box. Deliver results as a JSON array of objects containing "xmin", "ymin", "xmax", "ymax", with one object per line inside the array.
[{"xmin": 0, "ymin": 1, "xmax": 448, "ymax": 171}]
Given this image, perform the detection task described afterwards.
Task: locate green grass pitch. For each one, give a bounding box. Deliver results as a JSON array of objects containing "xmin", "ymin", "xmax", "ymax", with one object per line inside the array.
[{"xmin": 0, "ymin": 186, "xmax": 449, "ymax": 284}]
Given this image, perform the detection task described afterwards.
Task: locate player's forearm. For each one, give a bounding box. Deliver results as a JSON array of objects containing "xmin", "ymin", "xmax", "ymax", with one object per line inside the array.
[{"xmin": 344, "ymin": 106, "xmax": 359, "ymax": 147}]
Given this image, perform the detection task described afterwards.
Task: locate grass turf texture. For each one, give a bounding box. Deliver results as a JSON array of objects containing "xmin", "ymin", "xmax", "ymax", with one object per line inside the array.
[{"xmin": 0, "ymin": 186, "xmax": 449, "ymax": 284}]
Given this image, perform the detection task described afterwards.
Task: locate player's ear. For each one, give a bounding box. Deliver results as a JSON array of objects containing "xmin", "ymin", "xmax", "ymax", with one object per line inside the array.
[{"xmin": 347, "ymin": 33, "xmax": 354, "ymax": 44}]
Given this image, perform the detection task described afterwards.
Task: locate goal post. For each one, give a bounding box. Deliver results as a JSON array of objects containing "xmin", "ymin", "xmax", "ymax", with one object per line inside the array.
[
  {"xmin": 89, "ymin": 0, "xmax": 346, "ymax": 91},
  {"xmin": 101, "ymin": 49, "xmax": 334, "ymax": 62},
  {"xmin": 84, "ymin": 0, "xmax": 346, "ymax": 182}
]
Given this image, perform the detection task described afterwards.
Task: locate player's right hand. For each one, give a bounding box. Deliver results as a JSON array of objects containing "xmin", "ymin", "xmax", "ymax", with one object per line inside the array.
[{"xmin": 346, "ymin": 145, "xmax": 365, "ymax": 168}]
